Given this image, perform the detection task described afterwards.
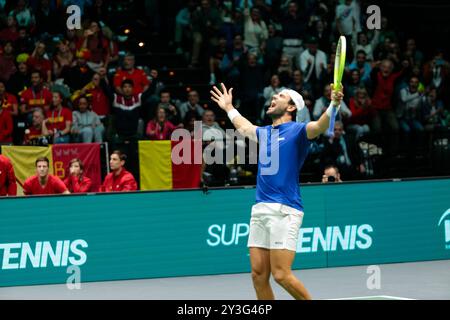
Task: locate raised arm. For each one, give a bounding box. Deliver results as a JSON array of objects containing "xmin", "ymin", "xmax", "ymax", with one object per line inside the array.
[
  {"xmin": 306, "ymin": 84, "xmax": 344, "ymax": 140},
  {"xmin": 210, "ymin": 83, "xmax": 258, "ymax": 142}
]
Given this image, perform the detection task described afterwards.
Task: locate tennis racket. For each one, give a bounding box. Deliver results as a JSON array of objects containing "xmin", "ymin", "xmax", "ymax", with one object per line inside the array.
[{"xmin": 326, "ymin": 35, "xmax": 346, "ymax": 137}]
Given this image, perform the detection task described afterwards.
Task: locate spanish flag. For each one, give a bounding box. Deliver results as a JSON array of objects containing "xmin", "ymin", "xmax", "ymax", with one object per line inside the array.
[{"xmin": 138, "ymin": 140, "xmax": 202, "ymax": 191}]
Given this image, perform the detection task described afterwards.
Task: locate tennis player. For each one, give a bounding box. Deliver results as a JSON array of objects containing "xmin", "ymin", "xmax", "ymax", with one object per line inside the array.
[{"xmin": 210, "ymin": 83, "xmax": 343, "ymax": 300}]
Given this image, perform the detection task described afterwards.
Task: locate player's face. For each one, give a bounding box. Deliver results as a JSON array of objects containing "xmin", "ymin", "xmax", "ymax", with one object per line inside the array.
[
  {"xmin": 36, "ymin": 161, "xmax": 49, "ymax": 178},
  {"xmin": 267, "ymin": 92, "xmax": 292, "ymax": 117},
  {"xmin": 110, "ymin": 154, "xmax": 123, "ymax": 171}
]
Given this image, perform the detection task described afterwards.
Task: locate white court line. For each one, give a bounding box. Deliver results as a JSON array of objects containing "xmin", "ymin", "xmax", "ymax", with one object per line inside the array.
[{"xmin": 329, "ymin": 295, "xmax": 415, "ymax": 300}]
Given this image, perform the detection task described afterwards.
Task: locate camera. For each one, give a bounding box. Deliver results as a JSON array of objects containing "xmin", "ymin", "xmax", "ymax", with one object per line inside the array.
[{"xmin": 327, "ymin": 176, "xmax": 336, "ymax": 182}]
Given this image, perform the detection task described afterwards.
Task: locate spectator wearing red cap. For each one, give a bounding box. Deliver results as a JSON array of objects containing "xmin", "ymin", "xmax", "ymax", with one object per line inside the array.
[
  {"xmin": 23, "ymin": 157, "xmax": 69, "ymax": 195},
  {"xmin": 63, "ymin": 158, "xmax": 92, "ymax": 193},
  {"xmin": 99, "ymin": 150, "xmax": 138, "ymax": 192},
  {"xmin": 0, "ymin": 154, "xmax": 17, "ymax": 196},
  {"xmin": 113, "ymin": 53, "xmax": 150, "ymax": 95}
]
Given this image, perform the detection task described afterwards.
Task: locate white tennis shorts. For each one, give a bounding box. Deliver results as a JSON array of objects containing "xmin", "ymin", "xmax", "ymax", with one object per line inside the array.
[{"xmin": 247, "ymin": 202, "xmax": 304, "ymax": 252}]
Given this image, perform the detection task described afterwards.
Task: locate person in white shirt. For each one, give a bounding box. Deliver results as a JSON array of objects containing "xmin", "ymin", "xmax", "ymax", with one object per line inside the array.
[
  {"xmin": 298, "ymin": 36, "xmax": 327, "ymax": 97},
  {"xmin": 313, "ymin": 84, "xmax": 351, "ymax": 121},
  {"xmin": 335, "ymin": 0, "xmax": 360, "ymax": 37}
]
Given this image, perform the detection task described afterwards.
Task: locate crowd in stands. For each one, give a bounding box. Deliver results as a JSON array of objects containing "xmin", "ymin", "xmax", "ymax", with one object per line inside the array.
[{"xmin": 0, "ymin": 0, "xmax": 450, "ymax": 193}]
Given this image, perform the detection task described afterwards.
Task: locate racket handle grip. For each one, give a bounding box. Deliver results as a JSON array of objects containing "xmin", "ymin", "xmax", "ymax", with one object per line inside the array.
[{"xmin": 327, "ymin": 107, "xmax": 337, "ymax": 137}]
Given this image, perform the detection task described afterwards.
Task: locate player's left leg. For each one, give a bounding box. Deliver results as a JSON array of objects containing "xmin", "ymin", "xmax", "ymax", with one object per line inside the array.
[{"xmin": 270, "ymin": 249, "xmax": 312, "ymax": 300}]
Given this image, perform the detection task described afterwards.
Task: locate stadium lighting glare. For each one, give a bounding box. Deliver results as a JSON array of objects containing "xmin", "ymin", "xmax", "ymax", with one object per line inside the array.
[
  {"xmin": 138, "ymin": 42, "xmax": 145, "ymax": 47},
  {"xmin": 124, "ymin": 29, "xmax": 130, "ymax": 34}
]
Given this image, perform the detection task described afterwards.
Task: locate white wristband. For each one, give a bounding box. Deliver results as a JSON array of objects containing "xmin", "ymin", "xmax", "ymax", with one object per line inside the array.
[
  {"xmin": 326, "ymin": 103, "xmax": 340, "ymax": 118},
  {"xmin": 227, "ymin": 109, "xmax": 241, "ymax": 122}
]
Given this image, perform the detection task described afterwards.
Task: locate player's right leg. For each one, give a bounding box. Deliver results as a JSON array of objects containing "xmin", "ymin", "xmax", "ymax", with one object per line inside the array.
[{"xmin": 249, "ymin": 247, "xmax": 274, "ymax": 300}]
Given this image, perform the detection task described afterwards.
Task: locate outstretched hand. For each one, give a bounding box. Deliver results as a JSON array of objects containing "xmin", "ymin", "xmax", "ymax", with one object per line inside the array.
[{"xmin": 210, "ymin": 83, "xmax": 234, "ymax": 112}]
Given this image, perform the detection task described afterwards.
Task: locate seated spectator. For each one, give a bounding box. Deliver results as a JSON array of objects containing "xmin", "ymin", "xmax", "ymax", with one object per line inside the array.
[
  {"xmin": 64, "ymin": 49, "xmax": 95, "ymax": 91},
  {"xmin": 209, "ymin": 36, "xmax": 228, "ymax": 85},
  {"xmin": 34, "ymin": 0, "xmax": 61, "ymax": 35},
  {"xmin": 298, "ymin": 36, "xmax": 327, "ymax": 98},
  {"xmin": 99, "ymin": 150, "xmax": 138, "ymax": 192},
  {"xmin": 45, "ymin": 92, "xmax": 73, "ymax": 143},
  {"xmin": 313, "ymin": 84, "xmax": 351, "ymax": 121},
  {"xmin": 23, "ymin": 156, "xmax": 69, "ymax": 195},
  {"xmin": 422, "ymin": 88, "xmax": 448, "ymax": 132},
  {"xmin": 6, "ymin": 58, "xmax": 30, "ymax": 96},
  {"xmin": 264, "ymin": 24, "xmax": 283, "ymax": 75},
  {"xmin": 24, "ymin": 108, "xmax": 49, "ymax": 145},
  {"xmin": 262, "ymin": 74, "xmax": 285, "ymax": 120},
  {"xmin": 112, "ymin": 79, "xmax": 142, "ymax": 142},
  {"xmin": 277, "ymin": 55, "xmax": 293, "ymax": 87},
  {"xmin": 146, "ymin": 107, "xmax": 178, "ymax": 140},
  {"xmin": 288, "ymin": 69, "xmax": 312, "ymax": 98},
  {"xmin": 53, "ymin": 40, "xmax": 75, "ymax": 80},
  {"xmin": 321, "ymin": 165, "xmax": 343, "ymax": 183},
  {"xmin": 14, "ymin": 26, "xmax": 34, "ymax": 54},
  {"xmin": 0, "ymin": 41, "xmax": 17, "ymax": 83},
  {"xmin": 72, "ymin": 96, "xmax": 104, "ymax": 143},
  {"xmin": 344, "ymin": 69, "xmax": 364, "ymax": 102},
  {"xmin": 174, "ymin": 0, "xmax": 196, "ymax": 54},
  {"xmin": 178, "ymin": 90, "xmax": 205, "ymax": 121},
  {"xmin": 157, "ymin": 90, "xmax": 181, "ymax": 125},
  {"xmin": 63, "ymin": 158, "xmax": 92, "ymax": 193},
  {"xmin": 347, "ymin": 50, "xmax": 372, "ymax": 84},
  {"xmin": 0, "ymin": 16, "xmax": 20, "ymax": 43},
  {"xmin": 220, "ymin": 34, "xmax": 247, "ymax": 86},
  {"xmin": 347, "ymin": 87, "xmax": 375, "ymax": 140},
  {"xmin": 113, "ymin": 52, "xmax": 150, "ymax": 95},
  {"xmin": 0, "ymin": 102, "xmax": 13, "ymax": 143},
  {"xmin": 281, "ymin": 1, "xmax": 306, "ymax": 68},
  {"xmin": 404, "ymin": 38, "xmax": 424, "ymax": 68},
  {"xmin": 27, "ymin": 41, "xmax": 52, "ymax": 84},
  {"xmin": 0, "ymin": 80, "xmax": 19, "ymax": 116},
  {"xmin": 79, "ymin": 21, "xmax": 110, "ymax": 71},
  {"xmin": 423, "ymin": 49, "xmax": 449, "ymax": 97},
  {"xmin": 239, "ymin": 53, "xmax": 264, "ymax": 121},
  {"xmin": 397, "ymin": 76, "xmax": 424, "ymax": 133},
  {"xmin": 321, "ymin": 121, "xmax": 363, "ymax": 180},
  {"xmin": 202, "ymin": 109, "xmax": 225, "ymax": 141},
  {"xmin": 0, "ymin": 154, "xmax": 17, "ymax": 196},
  {"xmin": 9, "ymin": 0, "xmax": 35, "ymax": 29},
  {"xmin": 19, "ymin": 71, "xmax": 53, "ymax": 118}
]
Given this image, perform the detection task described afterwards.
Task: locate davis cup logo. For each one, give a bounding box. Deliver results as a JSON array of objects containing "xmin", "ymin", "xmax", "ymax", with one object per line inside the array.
[{"xmin": 437, "ymin": 209, "xmax": 450, "ymax": 250}]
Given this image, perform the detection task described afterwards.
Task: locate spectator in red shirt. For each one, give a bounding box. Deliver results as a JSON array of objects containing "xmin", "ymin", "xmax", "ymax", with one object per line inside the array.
[
  {"xmin": 370, "ymin": 59, "xmax": 407, "ymax": 134},
  {"xmin": 19, "ymin": 71, "xmax": 53, "ymax": 117},
  {"xmin": 0, "ymin": 41, "xmax": 17, "ymax": 83},
  {"xmin": 0, "ymin": 103, "xmax": 13, "ymax": 143},
  {"xmin": 63, "ymin": 158, "xmax": 92, "ymax": 193},
  {"xmin": 27, "ymin": 41, "xmax": 52, "ymax": 84},
  {"xmin": 113, "ymin": 52, "xmax": 150, "ymax": 95},
  {"xmin": 99, "ymin": 150, "xmax": 138, "ymax": 192},
  {"xmin": 24, "ymin": 108, "xmax": 49, "ymax": 145},
  {"xmin": 23, "ymin": 156, "xmax": 70, "ymax": 196},
  {"xmin": 76, "ymin": 70, "xmax": 111, "ymax": 117},
  {"xmin": 146, "ymin": 106, "xmax": 178, "ymax": 140},
  {"xmin": 45, "ymin": 92, "xmax": 72, "ymax": 144},
  {"xmin": 347, "ymin": 87, "xmax": 376, "ymax": 140},
  {"xmin": 79, "ymin": 21, "xmax": 110, "ymax": 71},
  {"xmin": 0, "ymin": 16, "xmax": 20, "ymax": 43},
  {"xmin": 0, "ymin": 80, "xmax": 19, "ymax": 116},
  {"xmin": 0, "ymin": 154, "xmax": 17, "ymax": 196}
]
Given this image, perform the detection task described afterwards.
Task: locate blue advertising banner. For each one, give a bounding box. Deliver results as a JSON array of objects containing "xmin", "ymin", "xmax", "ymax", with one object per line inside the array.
[{"xmin": 0, "ymin": 178, "xmax": 449, "ymax": 287}]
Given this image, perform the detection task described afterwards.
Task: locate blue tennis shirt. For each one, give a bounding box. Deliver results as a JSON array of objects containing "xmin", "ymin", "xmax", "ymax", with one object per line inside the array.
[{"xmin": 255, "ymin": 121, "xmax": 310, "ymax": 211}]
